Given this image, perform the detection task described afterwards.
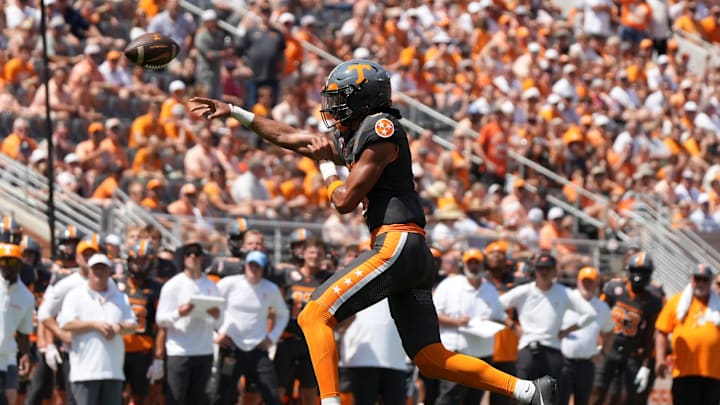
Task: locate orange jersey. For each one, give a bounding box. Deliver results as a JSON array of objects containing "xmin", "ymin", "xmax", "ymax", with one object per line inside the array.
[{"xmin": 655, "ymin": 292, "xmax": 720, "ymax": 379}]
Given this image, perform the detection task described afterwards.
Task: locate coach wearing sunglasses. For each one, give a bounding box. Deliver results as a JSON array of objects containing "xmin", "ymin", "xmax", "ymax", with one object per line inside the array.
[{"xmin": 156, "ymin": 240, "xmax": 223, "ymax": 405}]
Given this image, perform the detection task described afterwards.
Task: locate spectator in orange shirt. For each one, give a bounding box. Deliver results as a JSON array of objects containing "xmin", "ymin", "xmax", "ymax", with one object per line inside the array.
[
  {"xmin": 167, "ymin": 183, "xmax": 198, "ymax": 216},
  {"xmin": 163, "ymin": 104, "xmax": 196, "ymax": 152},
  {"xmin": 1, "ymin": 117, "xmax": 36, "ymax": 163},
  {"xmin": 620, "ymin": 0, "xmax": 652, "ymax": 45},
  {"xmin": 91, "ymin": 165, "xmax": 123, "ymax": 200},
  {"xmin": 130, "ymin": 101, "xmax": 165, "ymax": 149},
  {"xmin": 539, "ymin": 207, "xmax": 572, "ymax": 253},
  {"xmin": 132, "ymin": 135, "xmax": 163, "ymax": 176},
  {"xmin": 251, "ymin": 85, "xmax": 274, "ymax": 118},
  {"xmin": 202, "ymin": 164, "xmax": 248, "ymax": 216},
  {"xmin": 141, "ymin": 179, "xmax": 166, "ymax": 213},
  {"xmin": 160, "ymin": 80, "xmax": 192, "ymax": 122},
  {"xmin": 701, "ymin": 6, "xmax": 720, "ymax": 44},
  {"xmin": 3, "ymin": 45, "xmax": 35, "ymax": 88},
  {"xmin": 98, "ymin": 118, "xmax": 129, "ymax": 170},
  {"xmin": 674, "ymin": 2, "xmax": 703, "ymax": 37}
]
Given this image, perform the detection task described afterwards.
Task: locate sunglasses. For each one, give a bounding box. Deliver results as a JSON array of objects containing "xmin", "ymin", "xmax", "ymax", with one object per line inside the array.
[
  {"xmin": 694, "ymin": 276, "xmax": 710, "ymax": 283},
  {"xmin": 184, "ymin": 247, "xmax": 204, "ymax": 257},
  {"xmin": 0, "ymin": 258, "xmax": 21, "ymax": 268}
]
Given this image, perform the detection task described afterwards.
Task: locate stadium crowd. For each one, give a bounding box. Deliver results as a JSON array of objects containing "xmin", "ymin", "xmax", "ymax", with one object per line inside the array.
[{"xmin": 1, "ymin": 0, "xmax": 720, "ymax": 404}]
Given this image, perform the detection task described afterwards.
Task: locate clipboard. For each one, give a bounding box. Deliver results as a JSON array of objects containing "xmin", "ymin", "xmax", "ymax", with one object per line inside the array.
[
  {"xmin": 458, "ymin": 320, "xmax": 506, "ymax": 338},
  {"xmin": 189, "ymin": 295, "xmax": 225, "ymax": 318}
]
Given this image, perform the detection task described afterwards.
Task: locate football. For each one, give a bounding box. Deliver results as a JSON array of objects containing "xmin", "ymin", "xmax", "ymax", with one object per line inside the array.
[{"xmin": 124, "ymin": 32, "xmax": 180, "ymax": 70}]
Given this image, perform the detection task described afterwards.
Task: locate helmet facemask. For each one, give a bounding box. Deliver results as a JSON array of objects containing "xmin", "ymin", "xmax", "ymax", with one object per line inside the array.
[{"xmin": 320, "ymin": 85, "xmax": 357, "ymax": 128}]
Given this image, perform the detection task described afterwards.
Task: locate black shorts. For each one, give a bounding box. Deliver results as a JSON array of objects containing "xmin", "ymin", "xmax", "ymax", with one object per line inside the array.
[
  {"xmin": 593, "ymin": 355, "xmax": 641, "ymax": 394},
  {"xmin": 310, "ymin": 230, "xmax": 439, "ymax": 358},
  {"xmin": 274, "ymin": 337, "xmax": 317, "ymax": 390},
  {"xmin": 124, "ymin": 351, "xmax": 153, "ymax": 397}
]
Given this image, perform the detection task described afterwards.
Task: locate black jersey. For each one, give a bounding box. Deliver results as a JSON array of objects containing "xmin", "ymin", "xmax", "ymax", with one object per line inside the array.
[
  {"xmin": 117, "ymin": 275, "xmax": 162, "ymax": 352},
  {"xmin": 278, "ymin": 267, "xmax": 331, "ymax": 337},
  {"xmin": 337, "ymin": 113, "xmax": 426, "ymax": 232},
  {"xmin": 208, "ymin": 256, "xmax": 244, "ymax": 279},
  {"xmin": 601, "ymin": 279, "xmax": 663, "ymax": 359}
]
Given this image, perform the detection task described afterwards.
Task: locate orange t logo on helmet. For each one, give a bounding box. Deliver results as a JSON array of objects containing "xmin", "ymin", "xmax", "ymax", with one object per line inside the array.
[{"xmin": 348, "ymin": 64, "xmax": 371, "ymax": 84}]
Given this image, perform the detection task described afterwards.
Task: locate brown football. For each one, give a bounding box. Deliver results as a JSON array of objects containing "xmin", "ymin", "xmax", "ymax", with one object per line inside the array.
[{"xmin": 124, "ymin": 32, "xmax": 180, "ymax": 70}]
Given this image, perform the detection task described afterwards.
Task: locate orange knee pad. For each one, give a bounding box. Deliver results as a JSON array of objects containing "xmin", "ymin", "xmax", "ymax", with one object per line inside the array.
[{"xmin": 297, "ymin": 300, "xmax": 336, "ymax": 331}]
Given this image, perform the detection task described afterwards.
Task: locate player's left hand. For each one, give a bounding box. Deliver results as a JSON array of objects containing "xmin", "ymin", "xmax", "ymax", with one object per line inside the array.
[
  {"xmin": 634, "ymin": 366, "xmax": 651, "ymax": 393},
  {"xmin": 308, "ymin": 136, "xmax": 336, "ymax": 161},
  {"xmin": 189, "ymin": 97, "xmax": 231, "ymax": 119}
]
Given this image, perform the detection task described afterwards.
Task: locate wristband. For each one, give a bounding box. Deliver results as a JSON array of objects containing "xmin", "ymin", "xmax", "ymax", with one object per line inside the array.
[
  {"xmin": 319, "ymin": 160, "xmax": 338, "ymax": 181},
  {"xmin": 327, "ymin": 180, "xmax": 344, "ymax": 199},
  {"xmin": 229, "ymin": 104, "xmax": 255, "ymax": 126}
]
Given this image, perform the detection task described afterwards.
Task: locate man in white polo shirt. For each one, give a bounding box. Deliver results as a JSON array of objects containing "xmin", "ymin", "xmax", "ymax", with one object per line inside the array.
[
  {"xmin": 500, "ymin": 254, "xmax": 597, "ymax": 380},
  {"xmin": 156, "ymin": 240, "xmax": 223, "ymax": 405},
  {"xmin": 58, "ymin": 253, "xmax": 136, "ymax": 405},
  {"xmin": 433, "ymin": 248, "xmax": 507, "ymax": 405},
  {"xmin": 215, "ymin": 250, "xmax": 288, "ymax": 405},
  {"xmin": 559, "ymin": 266, "xmax": 613, "ymax": 405},
  {"xmin": 0, "ymin": 243, "xmax": 34, "ymax": 405}
]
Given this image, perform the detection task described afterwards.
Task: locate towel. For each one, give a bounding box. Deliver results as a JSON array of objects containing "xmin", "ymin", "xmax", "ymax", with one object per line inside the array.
[{"xmin": 676, "ymin": 283, "xmax": 720, "ymax": 324}]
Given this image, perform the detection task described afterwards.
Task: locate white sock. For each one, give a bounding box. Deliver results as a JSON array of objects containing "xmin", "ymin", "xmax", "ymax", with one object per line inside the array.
[
  {"xmin": 320, "ymin": 397, "xmax": 341, "ymax": 405},
  {"xmin": 513, "ymin": 379, "xmax": 536, "ymax": 403}
]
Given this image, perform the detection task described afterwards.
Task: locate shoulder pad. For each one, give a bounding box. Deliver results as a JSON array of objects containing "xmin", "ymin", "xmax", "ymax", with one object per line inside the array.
[{"xmin": 351, "ymin": 113, "xmax": 401, "ymax": 158}]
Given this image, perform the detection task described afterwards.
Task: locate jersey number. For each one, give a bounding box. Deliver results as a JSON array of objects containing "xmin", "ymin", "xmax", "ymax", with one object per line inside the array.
[
  {"xmin": 131, "ymin": 305, "xmax": 147, "ymax": 334},
  {"xmin": 291, "ymin": 290, "xmax": 312, "ymax": 319},
  {"xmin": 611, "ymin": 306, "xmax": 641, "ymax": 336}
]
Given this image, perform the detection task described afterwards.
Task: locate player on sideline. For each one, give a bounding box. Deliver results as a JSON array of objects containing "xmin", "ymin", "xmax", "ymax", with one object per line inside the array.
[{"xmin": 189, "ymin": 59, "xmax": 557, "ymax": 405}]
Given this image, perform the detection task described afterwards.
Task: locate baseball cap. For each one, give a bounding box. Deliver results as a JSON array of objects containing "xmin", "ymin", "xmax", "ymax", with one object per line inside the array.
[
  {"xmin": 64, "ymin": 153, "xmax": 80, "ymax": 164},
  {"xmin": 684, "ymin": 101, "xmax": 698, "ymax": 112},
  {"xmin": 657, "ymin": 55, "xmax": 669, "ymax": 65},
  {"xmin": 88, "ymin": 122, "xmax": 104, "ymax": 134},
  {"xmin": 30, "ymin": 149, "xmax": 48, "ymax": 164},
  {"xmin": 76, "ymin": 239, "xmax": 99, "ymax": 255},
  {"xmin": 88, "ymin": 253, "xmax": 113, "ymax": 268},
  {"xmin": 578, "ymin": 266, "xmax": 599, "ymax": 282},
  {"xmin": 168, "ymin": 80, "xmax": 186, "ymax": 93},
  {"xmin": 534, "ymin": 253, "xmax": 557, "ymax": 268},
  {"xmin": 528, "ymin": 208, "xmax": 544, "ymax": 224},
  {"xmin": 84, "ymin": 43, "xmax": 101, "ymax": 55},
  {"xmin": 528, "ymin": 42, "xmax": 541, "ymax": 53},
  {"xmin": 201, "ymin": 9, "xmax": 218, "ymax": 22},
  {"xmin": 300, "ymin": 15, "xmax": 317, "ymax": 26},
  {"xmin": 522, "ymin": 87, "xmax": 540, "ymax": 100},
  {"xmin": 49, "ymin": 15, "xmax": 64, "ymax": 28},
  {"xmin": 180, "ymin": 183, "xmax": 197, "ymax": 195},
  {"xmin": 484, "ymin": 240, "xmax": 508, "ymax": 254},
  {"xmin": 105, "ymin": 117, "xmax": 121, "ymax": 129},
  {"xmin": 548, "ymin": 207, "xmax": 565, "ymax": 220},
  {"xmin": 105, "ymin": 234, "xmax": 121, "ymax": 247},
  {"xmin": 106, "ymin": 50, "xmax": 122, "ymax": 61},
  {"xmin": 462, "ymin": 248, "xmax": 484, "ymax": 263},
  {"xmin": 147, "ymin": 178, "xmax": 164, "ymax": 190},
  {"xmin": 278, "ymin": 12, "xmax": 294, "ymax": 24},
  {"xmin": 246, "ymin": 250, "xmax": 267, "ymax": 267},
  {"xmin": 693, "ymin": 263, "xmax": 714, "ymax": 278}
]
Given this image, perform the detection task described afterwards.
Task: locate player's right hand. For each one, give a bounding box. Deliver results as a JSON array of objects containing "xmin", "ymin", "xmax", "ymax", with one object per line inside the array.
[
  {"xmin": 44, "ymin": 344, "xmax": 63, "ymax": 372},
  {"xmin": 189, "ymin": 97, "xmax": 231, "ymax": 120}
]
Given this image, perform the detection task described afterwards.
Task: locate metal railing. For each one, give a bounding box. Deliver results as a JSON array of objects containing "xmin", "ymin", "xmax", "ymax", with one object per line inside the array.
[
  {"xmin": 106, "ymin": 188, "xmax": 183, "ymax": 250},
  {"xmin": 0, "ymin": 153, "xmax": 104, "ymax": 238}
]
